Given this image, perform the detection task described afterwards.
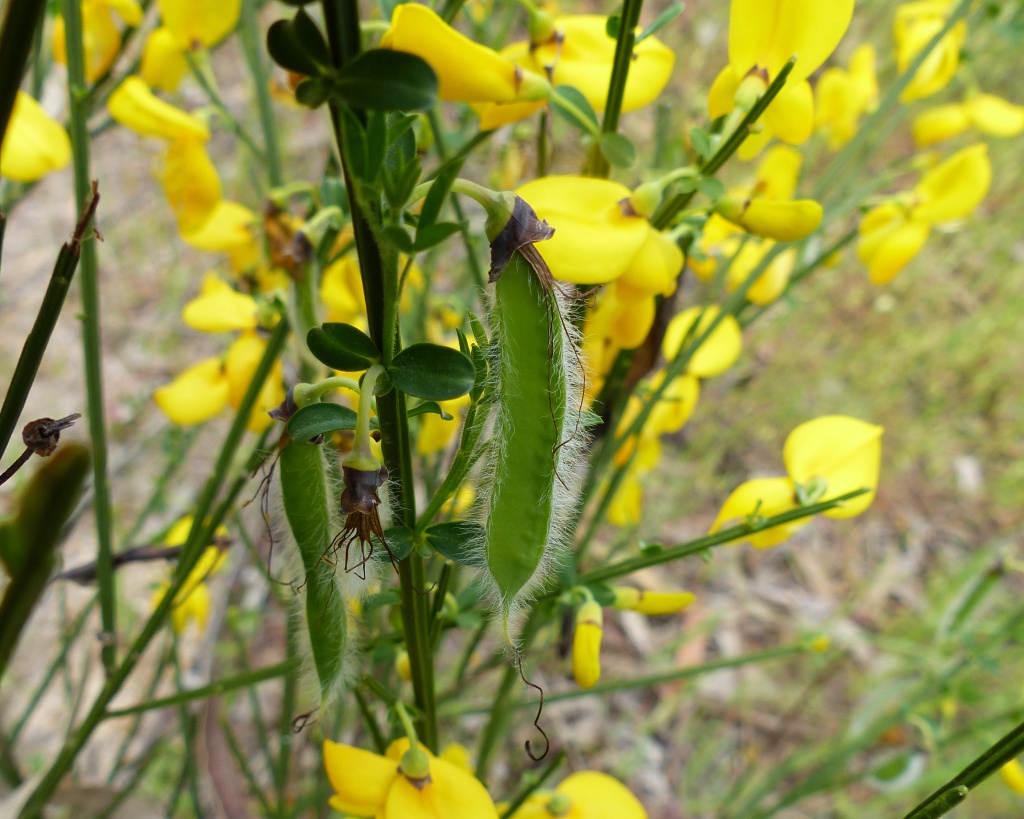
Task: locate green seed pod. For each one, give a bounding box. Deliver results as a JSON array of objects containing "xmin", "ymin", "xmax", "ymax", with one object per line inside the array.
[
  {"xmin": 278, "ymin": 438, "xmax": 348, "ymax": 707},
  {"xmin": 482, "ymin": 248, "xmax": 585, "ymax": 640}
]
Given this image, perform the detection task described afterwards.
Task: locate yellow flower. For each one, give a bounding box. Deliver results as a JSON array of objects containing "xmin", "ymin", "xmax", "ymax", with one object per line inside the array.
[
  {"xmin": 160, "ymin": 138, "xmax": 222, "ymax": 234},
  {"xmin": 894, "ymin": 1, "xmax": 967, "ymax": 103},
  {"xmin": 0, "ymin": 92, "xmax": 72, "ymax": 182},
  {"xmin": 725, "ymin": 240, "xmax": 795, "ymax": 306},
  {"xmin": 150, "ymin": 515, "xmax": 228, "ymax": 634},
  {"xmin": 383, "ymin": 4, "xmax": 549, "ymax": 105},
  {"xmin": 157, "ymin": 0, "xmax": 241, "ymax": 49},
  {"xmin": 323, "ymin": 738, "xmax": 499, "ymax": 818},
  {"xmin": 141, "ymin": 27, "xmax": 190, "ymax": 93},
  {"xmin": 1001, "ymin": 759, "xmax": 1024, "ymax": 796},
  {"xmin": 53, "ymin": 0, "xmax": 143, "ymax": 83},
  {"xmin": 709, "ymin": 0, "xmax": 854, "ymax": 158},
  {"xmin": 180, "ymin": 200, "xmax": 260, "ymax": 270},
  {"xmin": 476, "ymin": 15, "xmax": 674, "ymax": 128},
  {"xmin": 154, "ymin": 331, "xmax": 282, "ymax": 432},
  {"xmin": 321, "ymin": 252, "xmax": 367, "ymax": 325},
  {"xmin": 661, "ymin": 306, "xmax": 743, "ymax": 379},
  {"xmin": 572, "ymin": 600, "xmax": 603, "ymax": 689},
  {"xmin": 912, "ymin": 93, "xmax": 1024, "ymax": 147},
  {"xmin": 182, "ymin": 273, "xmax": 258, "ymax": 333},
  {"xmin": 153, "ymin": 358, "xmax": 230, "ymax": 425},
  {"xmin": 711, "ymin": 415, "xmax": 883, "ymax": 548},
  {"xmin": 815, "ymin": 44, "xmax": 879, "ymax": 149},
  {"xmin": 517, "ymin": 176, "xmax": 651, "ymax": 284},
  {"xmin": 108, "ymin": 76, "xmax": 210, "ymax": 141},
  {"xmin": 858, "ymin": 143, "xmax": 991, "ymax": 284},
  {"xmin": 612, "ymin": 587, "xmax": 695, "ymax": 615},
  {"xmin": 716, "ymin": 196, "xmax": 822, "ymax": 242},
  {"xmin": 503, "ymin": 772, "xmax": 647, "ymax": 819}
]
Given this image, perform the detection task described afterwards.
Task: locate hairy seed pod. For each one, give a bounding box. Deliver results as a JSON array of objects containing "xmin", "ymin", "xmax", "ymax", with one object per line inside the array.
[
  {"xmin": 279, "ymin": 439, "xmax": 348, "ymax": 707},
  {"xmin": 482, "ymin": 249, "xmax": 585, "ymax": 640}
]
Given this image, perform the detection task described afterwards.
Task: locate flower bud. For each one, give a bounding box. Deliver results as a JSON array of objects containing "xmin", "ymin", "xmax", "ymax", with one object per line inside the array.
[
  {"xmin": 612, "ymin": 587, "xmax": 696, "ymax": 615},
  {"xmin": 572, "ymin": 600, "xmax": 603, "ymax": 689}
]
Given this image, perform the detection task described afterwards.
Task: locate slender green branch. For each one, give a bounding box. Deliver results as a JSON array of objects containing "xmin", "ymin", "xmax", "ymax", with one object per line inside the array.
[
  {"xmin": 17, "ymin": 318, "xmax": 289, "ymax": 817},
  {"xmin": 61, "ymin": 0, "xmax": 118, "ymax": 676},
  {"xmin": 104, "ymin": 659, "xmax": 300, "ymax": 719},
  {"xmin": 651, "ymin": 59, "xmax": 796, "ymax": 230},
  {"xmin": 321, "ymin": 0, "xmax": 437, "ymax": 751},
  {"xmin": 220, "ymin": 718, "xmax": 276, "ymax": 818},
  {"xmin": 583, "ymin": 0, "xmax": 644, "ymax": 177},
  {"xmin": 0, "ymin": 187, "xmax": 98, "ymax": 463},
  {"xmin": 499, "ymin": 749, "xmax": 567, "ymax": 818},
  {"xmin": 354, "ymin": 688, "xmax": 388, "ymax": 754},
  {"xmin": 239, "ymin": 0, "xmax": 284, "ymax": 188},
  {"xmin": 576, "ymin": 489, "xmax": 868, "ymax": 587}
]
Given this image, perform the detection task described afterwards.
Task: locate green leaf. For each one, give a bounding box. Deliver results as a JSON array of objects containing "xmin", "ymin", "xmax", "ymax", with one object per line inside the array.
[
  {"xmin": 690, "ymin": 127, "xmax": 713, "ymax": 160},
  {"xmin": 587, "ymin": 583, "xmax": 617, "ymax": 606},
  {"xmin": 294, "ymin": 78, "xmax": 331, "ymax": 108},
  {"xmin": 381, "ymin": 223, "xmax": 416, "ymax": 254},
  {"xmin": 599, "ymin": 132, "xmax": 637, "ymax": 168},
  {"xmin": 366, "ymin": 110, "xmax": 388, "ymax": 184},
  {"xmin": 697, "ymin": 176, "xmax": 726, "ymax": 201},
  {"xmin": 638, "ymin": 2, "xmax": 684, "ymax": 43},
  {"xmin": 382, "ymin": 156, "xmax": 422, "ymax": 211},
  {"xmin": 306, "ymin": 323, "xmax": 381, "ymax": 371},
  {"xmin": 377, "ymin": 526, "xmax": 414, "ymax": 562},
  {"xmin": 407, "ymin": 401, "xmax": 454, "ymax": 421},
  {"xmin": 426, "ymin": 522, "xmax": 485, "ymax": 566},
  {"xmin": 335, "ymin": 50, "xmax": 438, "ymax": 111},
  {"xmin": 605, "ymin": 15, "xmax": 621, "ymax": 38},
  {"xmin": 413, "ymin": 222, "xmax": 461, "ymax": 251},
  {"xmin": 266, "ymin": 9, "xmax": 330, "ymax": 76},
  {"xmin": 287, "ymin": 403, "xmax": 367, "ymax": 443},
  {"xmin": 339, "ymin": 106, "xmax": 368, "ymax": 181},
  {"xmin": 550, "ymin": 85, "xmax": 599, "ymax": 134},
  {"xmin": 419, "ymin": 157, "xmax": 466, "ymax": 231},
  {"xmin": 387, "ymin": 343, "xmax": 476, "ymax": 401}
]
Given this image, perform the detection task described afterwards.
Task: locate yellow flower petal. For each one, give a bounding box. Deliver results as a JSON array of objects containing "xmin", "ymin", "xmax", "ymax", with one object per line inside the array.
[
  {"xmin": 160, "ymin": 138, "xmax": 222, "ymax": 234},
  {"xmin": 321, "ymin": 254, "xmax": 366, "ymax": 324},
  {"xmin": 711, "ymin": 476, "xmax": 804, "ymax": 548},
  {"xmin": 384, "ymin": 3, "xmax": 548, "ymax": 104},
  {"xmin": 141, "ymin": 26, "xmax": 189, "ymax": 93},
  {"xmin": 895, "ymin": 5, "xmax": 966, "ymax": 103},
  {"xmin": 726, "ymin": 241, "xmax": 794, "ymax": 305},
  {"xmin": 516, "ymin": 176, "xmax": 650, "ymax": 284},
  {"xmin": 607, "ymin": 472, "xmax": 642, "ymax": 527},
  {"xmin": 524, "ymin": 16, "xmax": 674, "ymax": 113},
  {"xmin": 557, "ymin": 771, "xmax": 648, "ymax": 819},
  {"xmin": 108, "ymin": 76, "xmax": 210, "ymax": 141},
  {"xmin": 0, "ymin": 92, "xmax": 71, "ymax": 182},
  {"xmin": 1001, "ymin": 759, "xmax": 1024, "ymax": 796},
  {"xmin": 572, "ymin": 600, "xmax": 603, "ymax": 689},
  {"xmin": 783, "ymin": 415, "xmax": 882, "ymax": 519},
  {"xmin": 647, "ymin": 372, "xmax": 700, "ymax": 435},
  {"xmin": 182, "ymin": 273, "xmax": 258, "ymax": 333},
  {"xmin": 729, "ymin": 0, "xmax": 855, "ymax": 84},
  {"xmin": 53, "ymin": 0, "xmax": 136, "ymax": 83},
  {"xmin": 911, "ymin": 103, "xmax": 970, "ymax": 147},
  {"xmin": 965, "ymin": 93, "xmax": 1024, "ymax": 137},
  {"xmin": 857, "ymin": 203, "xmax": 930, "ymax": 285},
  {"xmin": 719, "ymin": 197, "xmax": 822, "ymax": 242},
  {"xmin": 708, "ymin": 65, "xmax": 741, "ymax": 120},
  {"xmin": 224, "ymin": 331, "xmax": 284, "ymax": 433},
  {"xmin": 612, "ymin": 588, "xmax": 695, "ymax": 616},
  {"xmin": 754, "ymin": 145, "xmax": 803, "ymax": 201},
  {"xmin": 763, "ymin": 79, "xmax": 814, "ymax": 145},
  {"xmin": 662, "ymin": 306, "xmax": 743, "ymax": 379},
  {"xmin": 912, "ymin": 143, "xmax": 990, "ymax": 224},
  {"xmin": 382, "ymin": 755, "xmax": 499, "ymax": 818},
  {"xmin": 323, "ymin": 740, "xmax": 397, "ymax": 816},
  {"xmin": 158, "ymin": 0, "xmax": 241, "ymax": 48},
  {"xmin": 181, "ymin": 200, "xmax": 258, "ymax": 254},
  {"xmin": 617, "ymin": 228, "xmax": 682, "ymax": 299},
  {"xmin": 153, "ymin": 357, "xmax": 229, "ymax": 425}
]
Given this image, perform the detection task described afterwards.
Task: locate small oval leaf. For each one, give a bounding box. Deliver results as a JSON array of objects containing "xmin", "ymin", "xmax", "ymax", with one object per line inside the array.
[
  {"xmin": 407, "ymin": 401, "xmax": 454, "ymax": 421},
  {"xmin": 550, "ymin": 85, "xmax": 599, "ymax": 134},
  {"xmin": 426, "ymin": 522, "xmax": 485, "ymax": 566},
  {"xmin": 306, "ymin": 323, "xmax": 381, "ymax": 372},
  {"xmin": 377, "ymin": 526, "xmax": 414, "ymax": 562},
  {"xmin": 599, "ymin": 132, "xmax": 637, "ymax": 168},
  {"xmin": 287, "ymin": 403, "xmax": 358, "ymax": 442},
  {"xmin": 336, "ymin": 50, "xmax": 438, "ymax": 111},
  {"xmin": 266, "ymin": 9, "xmax": 330, "ymax": 76},
  {"xmin": 388, "ymin": 343, "xmax": 476, "ymax": 401}
]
